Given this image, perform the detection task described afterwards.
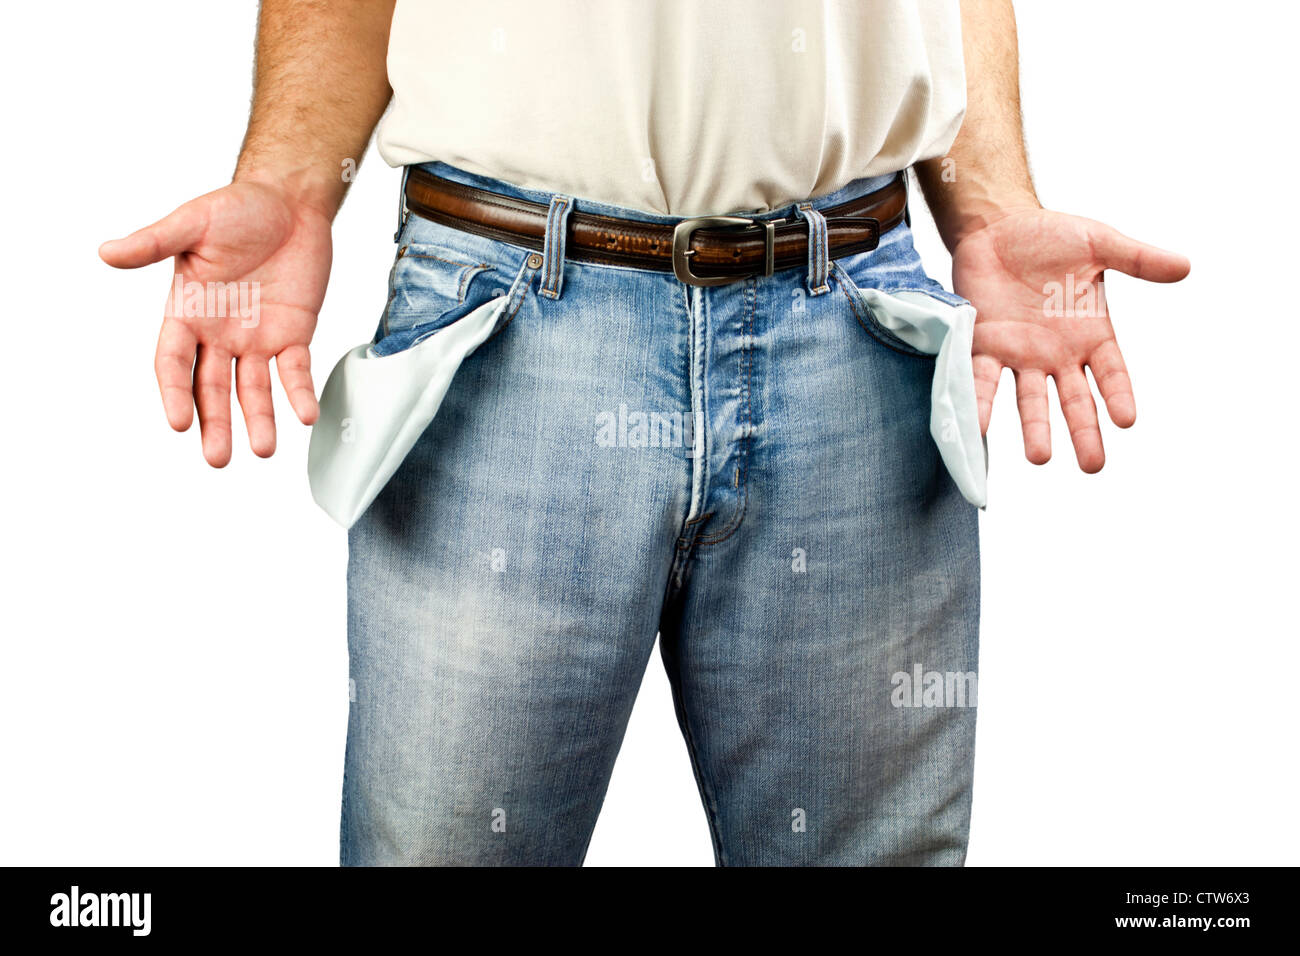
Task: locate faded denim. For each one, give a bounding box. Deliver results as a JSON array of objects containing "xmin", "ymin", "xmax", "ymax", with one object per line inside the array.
[{"xmin": 341, "ymin": 163, "xmax": 981, "ymax": 866}]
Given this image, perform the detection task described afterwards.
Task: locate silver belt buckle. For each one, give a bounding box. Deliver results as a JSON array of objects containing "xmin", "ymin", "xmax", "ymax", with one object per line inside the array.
[{"xmin": 672, "ymin": 216, "xmax": 778, "ymax": 287}]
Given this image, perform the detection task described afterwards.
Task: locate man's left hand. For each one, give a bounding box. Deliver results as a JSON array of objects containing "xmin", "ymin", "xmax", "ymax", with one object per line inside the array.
[{"xmin": 951, "ymin": 208, "xmax": 1190, "ymax": 472}]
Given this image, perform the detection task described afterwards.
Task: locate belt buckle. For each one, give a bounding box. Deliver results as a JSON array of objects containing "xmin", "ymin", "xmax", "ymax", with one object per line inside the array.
[{"xmin": 672, "ymin": 216, "xmax": 776, "ymax": 287}]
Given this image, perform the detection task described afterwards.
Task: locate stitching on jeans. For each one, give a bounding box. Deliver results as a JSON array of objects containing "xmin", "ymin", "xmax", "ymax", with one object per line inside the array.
[
  {"xmin": 453, "ymin": 264, "xmax": 493, "ymax": 304},
  {"xmin": 675, "ymin": 686, "xmax": 729, "ymax": 866},
  {"xmin": 683, "ymin": 510, "xmax": 714, "ymax": 529},
  {"xmin": 546, "ymin": 200, "xmax": 559, "ymax": 291},
  {"xmin": 806, "ymin": 204, "xmax": 826, "ymax": 290},
  {"xmin": 554, "ymin": 198, "xmax": 568, "ymax": 290},
  {"xmin": 480, "ymin": 256, "xmax": 540, "ymax": 346},
  {"xmin": 695, "ymin": 277, "xmax": 755, "ymax": 547},
  {"xmin": 816, "ymin": 208, "xmax": 828, "ymax": 290},
  {"xmin": 385, "ymin": 272, "xmax": 495, "ymax": 339},
  {"xmin": 830, "ymin": 262, "xmax": 936, "ymax": 361},
  {"xmin": 684, "ymin": 282, "xmax": 712, "ymax": 522},
  {"xmin": 401, "ymin": 251, "xmax": 487, "ymax": 270},
  {"xmin": 542, "ymin": 197, "xmax": 569, "ymax": 297},
  {"xmin": 798, "ymin": 202, "xmax": 828, "ymax": 294},
  {"xmin": 538, "ymin": 202, "xmax": 556, "ymax": 297},
  {"xmin": 387, "ymin": 249, "xmax": 495, "ymax": 332},
  {"xmin": 397, "ymin": 250, "xmax": 494, "ymax": 305},
  {"xmin": 656, "ymin": 611, "xmax": 729, "ymax": 866},
  {"xmin": 813, "ymin": 209, "xmax": 822, "ymax": 287}
]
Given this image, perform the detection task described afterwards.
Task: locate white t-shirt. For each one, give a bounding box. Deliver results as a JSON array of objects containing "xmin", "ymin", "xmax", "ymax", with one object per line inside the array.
[{"xmin": 378, "ymin": 0, "xmax": 966, "ymax": 217}]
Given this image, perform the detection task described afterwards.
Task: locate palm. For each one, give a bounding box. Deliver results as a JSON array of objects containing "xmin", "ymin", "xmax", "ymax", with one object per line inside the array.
[
  {"xmin": 102, "ymin": 182, "xmax": 332, "ymax": 465},
  {"xmin": 170, "ymin": 183, "xmax": 328, "ymax": 358},
  {"xmin": 951, "ymin": 209, "xmax": 1188, "ymax": 472}
]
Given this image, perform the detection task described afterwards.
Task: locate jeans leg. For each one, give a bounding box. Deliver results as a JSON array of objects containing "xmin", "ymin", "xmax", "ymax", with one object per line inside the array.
[
  {"xmin": 342, "ymin": 251, "xmax": 690, "ymax": 866},
  {"xmin": 659, "ymin": 243, "xmax": 981, "ymax": 866}
]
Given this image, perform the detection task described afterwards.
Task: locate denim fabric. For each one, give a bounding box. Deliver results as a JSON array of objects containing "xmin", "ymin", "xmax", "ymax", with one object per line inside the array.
[{"xmin": 342, "ymin": 163, "xmax": 980, "ymax": 866}]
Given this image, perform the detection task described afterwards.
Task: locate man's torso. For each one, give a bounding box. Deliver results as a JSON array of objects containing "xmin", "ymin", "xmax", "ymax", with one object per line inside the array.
[{"xmin": 379, "ymin": 0, "xmax": 967, "ymax": 216}]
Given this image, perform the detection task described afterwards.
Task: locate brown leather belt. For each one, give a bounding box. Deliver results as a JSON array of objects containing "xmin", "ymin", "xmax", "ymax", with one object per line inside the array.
[{"xmin": 404, "ymin": 166, "xmax": 909, "ymax": 287}]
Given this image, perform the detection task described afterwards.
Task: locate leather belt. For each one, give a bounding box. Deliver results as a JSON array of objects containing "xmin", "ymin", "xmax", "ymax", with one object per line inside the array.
[{"xmin": 403, "ymin": 167, "xmax": 909, "ymax": 287}]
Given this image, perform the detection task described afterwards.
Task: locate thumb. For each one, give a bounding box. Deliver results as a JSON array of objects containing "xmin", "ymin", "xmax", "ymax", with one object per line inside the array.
[
  {"xmin": 1091, "ymin": 223, "xmax": 1190, "ymax": 283},
  {"xmin": 99, "ymin": 199, "xmax": 208, "ymax": 269}
]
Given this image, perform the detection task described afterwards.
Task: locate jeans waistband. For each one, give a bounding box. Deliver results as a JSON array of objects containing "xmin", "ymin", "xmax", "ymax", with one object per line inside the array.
[{"xmin": 413, "ymin": 161, "xmax": 904, "ymax": 225}]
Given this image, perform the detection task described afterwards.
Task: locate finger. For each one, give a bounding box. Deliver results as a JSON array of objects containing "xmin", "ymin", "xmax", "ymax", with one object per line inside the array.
[
  {"xmin": 1013, "ymin": 368, "xmax": 1052, "ymax": 465},
  {"xmin": 275, "ymin": 345, "xmax": 319, "ymax": 426},
  {"xmin": 1089, "ymin": 339, "xmax": 1136, "ymax": 428},
  {"xmin": 155, "ymin": 320, "xmax": 197, "ymax": 432},
  {"xmin": 194, "ymin": 345, "xmax": 233, "ymax": 468},
  {"xmin": 99, "ymin": 200, "xmax": 208, "ymax": 269},
  {"xmin": 235, "ymin": 356, "xmax": 277, "ymax": 458},
  {"xmin": 1054, "ymin": 368, "xmax": 1105, "ymax": 473},
  {"xmin": 972, "ymin": 354, "xmax": 1003, "ymax": 435},
  {"xmin": 1091, "ymin": 224, "xmax": 1190, "ymax": 283}
]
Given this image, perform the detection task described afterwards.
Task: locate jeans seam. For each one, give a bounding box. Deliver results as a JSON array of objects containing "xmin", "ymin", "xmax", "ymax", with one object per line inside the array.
[
  {"xmin": 401, "ymin": 251, "xmax": 489, "ymax": 269},
  {"xmin": 682, "ymin": 282, "xmax": 711, "ymax": 526},
  {"xmin": 830, "ymin": 262, "xmax": 936, "ymax": 361},
  {"xmin": 660, "ymin": 614, "xmax": 728, "ymax": 867},
  {"xmin": 676, "ymin": 705, "xmax": 728, "ymax": 866},
  {"xmin": 694, "ymin": 277, "xmax": 755, "ymax": 547},
  {"xmin": 479, "ymin": 257, "xmax": 541, "ymax": 347},
  {"xmin": 539, "ymin": 196, "xmax": 570, "ymax": 299}
]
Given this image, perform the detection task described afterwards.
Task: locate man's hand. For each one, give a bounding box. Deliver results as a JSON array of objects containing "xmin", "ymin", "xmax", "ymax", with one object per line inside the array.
[
  {"xmin": 98, "ymin": 0, "xmax": 394, "ymax": 467},
  {"xmin": 100, "ymin": 181, "xmax": 330, "ymax": 466},
  {"xmin": 950, "ymin": 209, "xmax": 1190, "ymax": 472},
  {"xmin": 918, "ymin": 0, "xmax": 1190, "ymax": 477}
]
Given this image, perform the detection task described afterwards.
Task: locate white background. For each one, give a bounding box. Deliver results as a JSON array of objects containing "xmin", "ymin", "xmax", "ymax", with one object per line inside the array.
[{"xmin": 1, "ymin": 2, "xmax": 1296, "ymax": 866}]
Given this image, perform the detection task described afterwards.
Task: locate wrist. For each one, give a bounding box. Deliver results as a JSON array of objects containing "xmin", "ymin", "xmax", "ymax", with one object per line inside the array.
[
  {"xmin": 232, "ymin": 159, "xmax": 345, "ymax": 221},
  {"xmin": 940, "ymin": 190, "xmax": 1043, "ymax": 250},
  {"xmin": 915, "ymin": 160, "xmax": 1042, "ymax": 249}
]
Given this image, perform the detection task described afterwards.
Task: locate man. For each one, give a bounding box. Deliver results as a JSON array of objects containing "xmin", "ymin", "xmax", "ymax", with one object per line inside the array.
[{"xmin": 100, "ymin": 1, "xmax": 1188, "ymax": 865}]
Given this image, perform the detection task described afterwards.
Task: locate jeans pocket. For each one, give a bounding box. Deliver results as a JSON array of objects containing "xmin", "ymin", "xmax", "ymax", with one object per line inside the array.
[
  {"xmin": 830, "ymin": 260, "xmax": 988, "ymax": 508},
  {"xmin": 373, "ymin": 240, "xmax": 514, "ymax": 357},
  {"xmin": 309, "ymin": 242, "xmax": 541, "ymax": 527},
  {"xmin": 830, "ymin": 261, "xmax": 942, "ymax": 359}
]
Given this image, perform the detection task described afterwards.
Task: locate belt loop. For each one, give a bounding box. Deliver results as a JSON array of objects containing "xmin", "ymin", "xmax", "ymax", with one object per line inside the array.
[
  {"xmin": 538, "ymin": 195, "xmax": 574, "ymax": 300},
  {"xmin": 795, "ymin": 202, "xmax": 830, "ymax": 295},
  {"xmin": 394, "ymin": 166, "xmax": 411, "ymax": 242}
]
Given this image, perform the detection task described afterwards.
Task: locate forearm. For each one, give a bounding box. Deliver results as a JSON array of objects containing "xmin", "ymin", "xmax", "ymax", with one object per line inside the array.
[
  {"xmin": 915, "ymin": 0, "xmax": 1041, "ymax": 250},
  {"xmin": 234, "ymin": 0, "xmax": 397, "ymax": 220}
]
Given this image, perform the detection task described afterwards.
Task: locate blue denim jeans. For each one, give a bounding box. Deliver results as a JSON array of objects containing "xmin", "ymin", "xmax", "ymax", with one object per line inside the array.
[{"xmin": 342, "ymin": 162, "xmax": 981, "ymax": 866}]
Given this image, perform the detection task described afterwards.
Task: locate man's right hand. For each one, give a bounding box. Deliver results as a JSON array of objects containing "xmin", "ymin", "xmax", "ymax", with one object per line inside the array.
[{"xmin": 100, "ymin": 179, "xmax": 332, "ymax": 466}]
